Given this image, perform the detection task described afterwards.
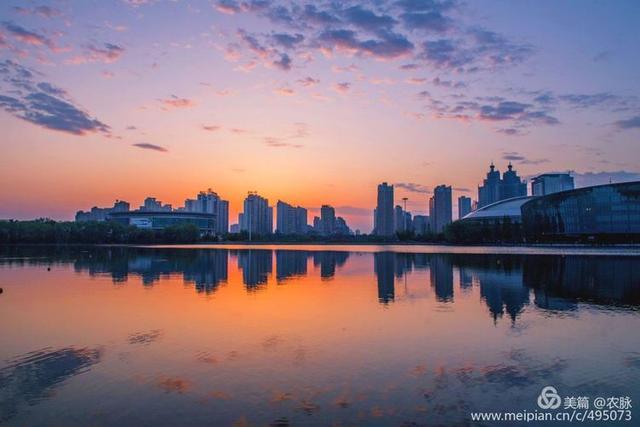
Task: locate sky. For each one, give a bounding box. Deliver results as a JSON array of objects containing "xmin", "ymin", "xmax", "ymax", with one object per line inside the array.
[{"xmin": 0, "ymin": 0, "xmax": 639, "ymax": 232}]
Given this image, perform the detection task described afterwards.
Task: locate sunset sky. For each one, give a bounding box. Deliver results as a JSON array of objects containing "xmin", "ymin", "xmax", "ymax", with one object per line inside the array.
[{"xmin": 1, "ymin": 0, "xmax": 639, "ymax": 231}]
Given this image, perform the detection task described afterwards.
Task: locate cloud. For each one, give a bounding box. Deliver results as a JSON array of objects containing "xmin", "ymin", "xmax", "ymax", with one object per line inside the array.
[
  {"xmin": 264, "ymin": 136, "xmax": 302, "ymax": 148},
  {"xmin": 132, "ymin": 143, "xmax": 168, "ymax": 152},
  {"xmin": 237, "ymin": 29, "xmax": 269, "ymax": 58},
  {"xmin": 202, "ymin": 124, "xmax": 221, "ymax": 132},
  {"xmin": 400, "ymin": 11, "xmax": 452, "ymax": 33},
  {"xmin": 159, "ymin": 95, "xmax": 195, "ymax": 109},
  {"xmin": 406, "ymin": 77, "xmax": 427, "ymax": 84},
  {"xmin": 593, "ymin": 50, "xmax": 612, "ymax": 62},
  {"xmin": 271, "ymin": 33, "xmax": 304, "ymax": 49},
  {"xmin": 395, "ymin": 182, "xmax": 431, "ymax": 194},
  {"xmin": 333, "ymin": 82, "xmax": 351, "ymax": 94},
  {"xmin": 0, "ymin": 60, "xmax": 110, "ymax": 135},
  {"xmin": 502, "ymin": 151, "xmax": 549, "ymax": 165},
  {"xmin": 571, "ymin": 170, "xmax": 640, "ymax": 188},
  {"xmin": 297, "ymin": 76, "xmax": 319, "ymax": 87},
  {"xmin": 262, "ymin": 122, "xmax": 309, "ymax": 148},
  {"xmin": 2, "ymin": 21, "xmax": 55, "ymax": 49},
  {"xmin": 317, "ymin": 29, "xmax": 414, "ymax": 60},
  {"xmin": 614, "ymin": 115, "xmax": 640, "ymax": 130},
  {"xmin": 274, "ymin": 86, "xmax": 295, "ymax": 96},
  {"xmin": 419, "ymin": 28, "xmax": 532, "ymax": 72},
  {"xmin": 215, "ymin": 0, "xmax": 242, "ymax": 14},
  {"xmin": 432, "ymin": 76, "xmax": 466, "ymax": 88},
  {"xmin": 272, "ymin": 53, "xmax": 292, "ymax": 70},
  {"xmin": 13, "ymin": 6, "xmax": 62, "ymax": 18},
  {"xmin": 400, "ymin": 63, "xmax": 420, "ymax": 70},
  {"xmin": 67, "ymin": 43, "xmax": 125, "ymax": 64},
  {"xmin": 342, "ymin": 5, "xmax": 396, "ymax": 33},
  {"xmin": 453, "ymin": 187, "xmax": 470, "ymax": 192}
]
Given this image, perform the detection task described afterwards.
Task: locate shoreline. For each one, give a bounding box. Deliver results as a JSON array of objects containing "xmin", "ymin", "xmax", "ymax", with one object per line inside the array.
[{"xmin": 4, "ymin": 242, "xmax": 640, "ymax": 256}]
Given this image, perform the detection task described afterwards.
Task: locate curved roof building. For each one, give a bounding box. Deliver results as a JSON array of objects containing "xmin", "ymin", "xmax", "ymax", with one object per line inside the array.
[
  {"xmin": 521, "ymin": 181, "xmax": 640, "ymax": 240},
  {"xmin": 109, "ymin": 210, "xmax": 216, "ymax": 233},
  {"xmin": 460, "ymin": 196, "xmax": 535, "ymax": 223}
]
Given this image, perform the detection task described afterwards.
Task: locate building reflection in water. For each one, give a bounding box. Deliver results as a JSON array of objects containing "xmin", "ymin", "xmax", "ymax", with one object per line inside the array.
[
  {"xmin": 236, "ymin": 249, "xmax": 272, "ymax": 291},
  {"xmin": 313, "ymin": 251, "xmax": 349, "ymax": 279},
  {"xmin": 374, "ymin": 252, "xmax": 396, "ymax": 304},
  {"xmin": 1, "ymin": 246, "xmax": 637, "ymax": 322},
  {"xmin": 275, "ymin": 250, "xmax": 309, "ymax": 283}
]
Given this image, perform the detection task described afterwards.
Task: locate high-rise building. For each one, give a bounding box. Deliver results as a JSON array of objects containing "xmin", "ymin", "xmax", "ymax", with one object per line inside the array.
[
  {"xmin": 458, "ymin": 196, "xmax": 472, "ymax": 219},
  {"xmin": 413, "ymin": 215, "xmax": 429, "ymax": 235},
  {"xmin": 320, "ymin": 205, "xmax": 336, "ymax": 235},
  {"xmin": 240, "ymin": 192, "xmax": 272, "ymax": 236},
  {"xmin": 531, "ymin": 173, "xmax": 575, "ymax": 196},
  {"xmin": 140, "ymin": 197, "xmax": 172, "ymax": 212},
  {"xmin": 335, "ymin": 217, "xmax": 352, "ymax": 235},
  {"xmin": 75, "ymin": 200, "xmax": 130, "ymax": 222},
  {"xmin": 478, "ymin": 163, "xmax": 527, "ymax": 208},
  {"xmin": 394, "ymin": 205, "xmax": 412, "ymax": 233},
  {"xmin": 183, "ymin": 189, "xmax": 229, "ymax": 234},
  {"xmin": 276, "ymin": 200, "xmax": 308, "ymax": 235},
  {"xmin": 375, "ymin": 182, "xmax": 394, "ymax": 237},
  {"xmin": 501, "ymin": 163, "xmax": 527, "ymax": 200},
  {"xmin": 430, "ymin": 185, "xmax": 452, "ymax": 233}
]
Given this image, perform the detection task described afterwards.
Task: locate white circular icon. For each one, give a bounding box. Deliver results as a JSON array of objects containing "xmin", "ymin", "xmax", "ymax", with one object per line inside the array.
[{"xmin": 537, "ymin": 386, "xmax": 562, "ymax": 409}]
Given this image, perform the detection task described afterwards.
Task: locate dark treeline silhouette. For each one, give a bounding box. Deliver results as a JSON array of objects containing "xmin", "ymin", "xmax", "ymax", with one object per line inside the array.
[{"xmin": 0, "ymin": 219, "xmax": 200, "ymax": 244}]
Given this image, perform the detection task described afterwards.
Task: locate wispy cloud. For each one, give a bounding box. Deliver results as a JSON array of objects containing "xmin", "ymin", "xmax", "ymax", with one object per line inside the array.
[
  {"xmin": 13, "ymin": 6, "xmax": 62, "ymax": 18},
  {"xmin": 395, "ymin": 182, "xmax": 431, "ymax": 194},
  {"xmin": 67, "ymin": 43, "xmax": 125, "ymax": 64},
  {"xmin": 502, "ymin": 151, "xmax": 549, "ymax": 165},
  {"xmin": 132, "ymin": 142, "xmax": 167, "ymax": 152},
  {"xmin": 158, "ymin": 95, "xmax": 195, "ymax": 109},
  {"xmin": 613, "ymin": 115, "xmax": 640, "ymax": 130},
  {"xmin": 0, "ymin": 60, "xmax": 110, "ymax": 136},
  {"xmin": 333, "ymin": 82, "xmax": 351, "ymax": 94},
  {"xmin": 274, "ymin": 86, "xmax": 295, "ymax": 96},
  {"xmin": 297, "ymin": 76, "xmax": 319, "ymax": 87},
  {"xmin": 2, "ymin": 21, "xmax": 56, "ymax": 50}
]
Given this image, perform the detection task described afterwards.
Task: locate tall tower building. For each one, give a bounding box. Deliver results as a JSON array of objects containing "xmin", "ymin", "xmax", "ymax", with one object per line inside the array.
[
  {"xmin": 375, "ymin": 182, "xmax": 394, "ymax": 236},
  {"xmin": 430, "ymin": 185, "xmax": 452, "ymax": 233},
  {"xmin": 320, "ymin": 205, "xmax": 336, "ymax": 235},
  {"xmin": 478, "ymin": 162, "xmax": 527, "ymax": 208},
  {"xmin": 240, "ymin": 192, "xmax": 272, "ymax": 236},
  {"xmin": 501, "ymin": 163, "xmax": 527, "ymax": 200},
  {"xmin": 478, "ymin": 163, "xmax": 502, "ymax": 208},
  {"xmin": 276, "ymin": 200, "xmax": 308, "ymax": 235},
  {"xmin": 458, "ymin": 196, "xmax": 472, "ymax": 219}
]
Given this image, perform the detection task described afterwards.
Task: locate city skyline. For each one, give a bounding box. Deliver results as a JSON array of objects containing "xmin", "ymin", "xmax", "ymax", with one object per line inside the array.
[{"xmin": 1, "ymin": 1, "xmax": 640, "ymax": 233}]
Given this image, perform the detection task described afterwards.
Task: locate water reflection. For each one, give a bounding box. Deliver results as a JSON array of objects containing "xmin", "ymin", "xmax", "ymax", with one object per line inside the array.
[
  {"xmin": 0, "ymin": 347, "xmax": 101, "ymax": 422},
  {"xmin": 0, "ymin": 246, "xmax": 638, "ymax": 319},
  {"xmin": 0, "ymin": 246, "xmax": 639, "ymax": 425}
]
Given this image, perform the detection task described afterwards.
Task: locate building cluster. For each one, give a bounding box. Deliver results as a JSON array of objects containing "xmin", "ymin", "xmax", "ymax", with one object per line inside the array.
[
  {"xmin": 372, "ymin": 163, "xmax": 578, "ymax": 238},
  {"xmin": 76, "ymin": 189, "xmax": 353, "ymax": 237},
  {"xmin": 76, "ymin": 162, "xmax": 604, "ymax": 238}
]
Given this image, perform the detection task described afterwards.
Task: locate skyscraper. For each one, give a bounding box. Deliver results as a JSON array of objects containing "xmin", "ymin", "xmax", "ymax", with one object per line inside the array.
[
  {"xmin": 276, "ymin": 200, "xmax": 308, "ymax": 235},
  {"xmin": 430, "ymin": 185, "xmax": 452, "ymax": 233},
  {"xmin": 458, "ymin": 196, "xmax": 472, "ymax": 219},
  {"xmin": 320, "ymin": 205, "xmax": 336, "ymax": 235},
  {"xmin": 183, "ymin": 189, "xmax": 229, "ymax": 234},
  {"xmin": 501, "ymin": 163, "xmax": 527, "ymax": 200},
  {"xmin": 531, "ymin": 173, "xmax": 575, "ymax": 196},
  {"xmin": 478, "ymin": 163, "xmax": 527, "ymax": 208},
  {"xmin": 375, "ymin": 182, "xmax": 394, "ymax": 237},
  {"xmin": 240, "ymin": 192, "xmax": 272, "ymax": 236}
]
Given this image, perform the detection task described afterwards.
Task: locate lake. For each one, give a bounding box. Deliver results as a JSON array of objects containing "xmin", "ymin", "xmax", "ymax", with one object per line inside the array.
[{"xmin": 0, "ymin": 245, "xmax": 638, "ymax": 426}]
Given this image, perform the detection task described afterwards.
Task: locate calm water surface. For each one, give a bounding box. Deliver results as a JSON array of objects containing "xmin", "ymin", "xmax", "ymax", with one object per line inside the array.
[{"xmin": 0, "ymin": 245, "xmax": 639, "ymax": 426}]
